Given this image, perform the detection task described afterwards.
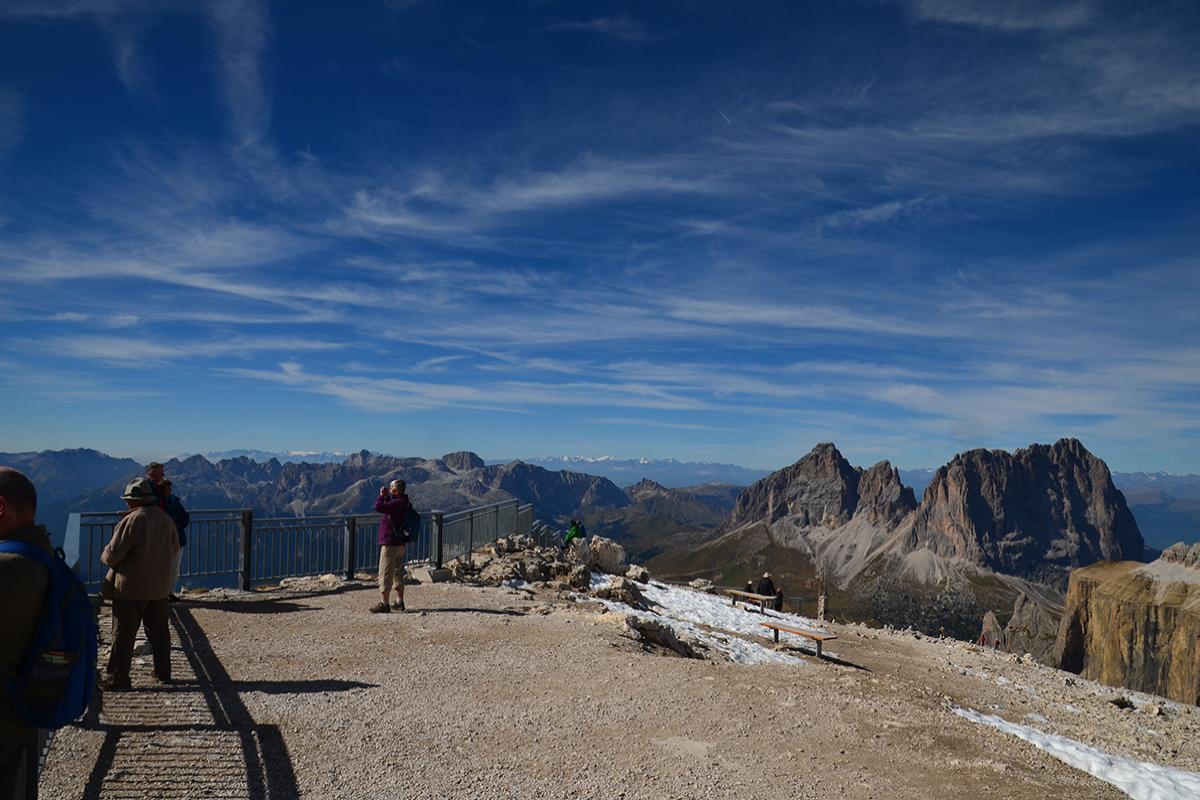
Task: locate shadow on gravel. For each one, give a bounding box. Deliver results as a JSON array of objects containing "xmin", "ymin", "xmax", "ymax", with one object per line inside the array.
[
  {"xmin": 129, "ymin": 678, "xmax": 377, "ymax": 695},
  {"xmin": 416, "ymin": 607, "xmax": 527, "ymax": 617},
  {"xmin": 779, "ymin": 649, "xmax": 872, "ymax": 672},
  {"xmin": 181, "ymin": 598, "xmax": 320, "ymax": 614},
  {"xmin": 80, "ymin": 605, "xmax": 302, "ymax": 800}
]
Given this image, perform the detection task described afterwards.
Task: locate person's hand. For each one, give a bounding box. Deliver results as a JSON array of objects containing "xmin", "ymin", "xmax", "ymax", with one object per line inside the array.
[{"xmin": 380, "ymin": 486, "xmax": 388, "ymax": 496}]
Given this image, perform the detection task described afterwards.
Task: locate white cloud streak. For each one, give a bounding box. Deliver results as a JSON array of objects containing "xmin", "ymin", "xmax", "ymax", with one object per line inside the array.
[{"xmin": 204, "ymin": 0, "xmax": 271, "ymax": 150}]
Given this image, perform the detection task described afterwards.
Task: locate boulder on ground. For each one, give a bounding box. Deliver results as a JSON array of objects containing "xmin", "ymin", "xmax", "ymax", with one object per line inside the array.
[
  {"xmin": 479, "ymin": 560, "xmax": 524, "ymax": 585},
  {"xmin": 593, "ymin": 577, "xmax": 645, "ymax": 608},
  {"xmin": 567, "ymin": 564, "xmax": 591, "ymax": 591},
  {"xmin": 411, "ymin": 566, "xmax": 454, "ymax": 583},
  {"xmin": 626, "ymin": 564, "xmax": 650, "ymax": 583},
  {"xmin": 567, "ymin": 538, "xmax": 593, "ymax": 569},
  {"xmin": 624, "ymin": 615, "xmax": 702, "ymax": 659},
  {"xmin": 523, "ymin": 558, "xmax": 549, "ymax": 583},
  {"xmin": 590, "ymin": 536, "xmax": 627, "ymax": 574},
  {"xmin": 689, "ymin": 578, "xmax": 715, "ymax": 593}
]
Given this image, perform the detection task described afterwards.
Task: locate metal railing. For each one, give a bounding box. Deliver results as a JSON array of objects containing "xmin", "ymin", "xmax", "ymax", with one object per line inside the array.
[{"xmin": 65, "ymin": 499, "xmax": 535, "ymax": 592}]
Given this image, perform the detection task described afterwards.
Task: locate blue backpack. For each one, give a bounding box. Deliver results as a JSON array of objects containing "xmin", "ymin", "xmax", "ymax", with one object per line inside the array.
[{"xmin": 0, "ymin": 542, "xmax": 97, "ymax": 728}]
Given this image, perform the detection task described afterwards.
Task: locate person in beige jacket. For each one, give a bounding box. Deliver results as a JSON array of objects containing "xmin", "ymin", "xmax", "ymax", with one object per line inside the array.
[{"xmin": 101, "ymin": 477, "xmax": 179, "ymax": 691}]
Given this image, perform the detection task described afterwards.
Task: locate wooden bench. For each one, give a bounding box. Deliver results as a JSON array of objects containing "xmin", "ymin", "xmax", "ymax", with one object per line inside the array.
[
  {"xmin": 724, "ymin": 589, "xmax": 775, "ymax": 612},
  {"xmin": 761, "ymin": 622, "xmax": 837, "ymax": 659}
]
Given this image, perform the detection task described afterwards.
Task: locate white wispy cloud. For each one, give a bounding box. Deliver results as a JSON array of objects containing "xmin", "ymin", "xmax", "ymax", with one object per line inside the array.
[
  {"xmin": 39, "ymin": 334, "xmax": 343, "ymax": 365},
  {"xmin": 204, "ymin": 0, "xmax": 271, "ymax": 150},
  {"xmin": 546, "ymin": 14, "xmax": 666, "ymax": 43},
  {"xmin": 0, "ymin": 86, "xmax": 25, "ymax": 163},
  {"xmin": 224, "ymin": 361, "xmax": 719, "ymax": 413},
  {"xmin": 594, "ymin": 417, "xmax": 737, "ymax": 432},
  {"xmin": 907, "ymin": 0, "xmax": 1096, "ymax": 32}
]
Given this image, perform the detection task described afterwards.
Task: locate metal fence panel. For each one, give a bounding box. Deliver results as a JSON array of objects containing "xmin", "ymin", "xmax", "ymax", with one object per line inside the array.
[{"xmin": 65, "ymin": 500, "xmax": 530, "ymax": 591}]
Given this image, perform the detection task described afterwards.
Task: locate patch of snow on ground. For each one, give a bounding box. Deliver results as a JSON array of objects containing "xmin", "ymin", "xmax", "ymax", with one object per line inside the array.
[
  {"xmin": 953, "ymin": 707, "xmax": 1200, "ymax": 800},
  {"xmin": 586, "ymin": 574, "xmax": 835, "ymax": 663}
]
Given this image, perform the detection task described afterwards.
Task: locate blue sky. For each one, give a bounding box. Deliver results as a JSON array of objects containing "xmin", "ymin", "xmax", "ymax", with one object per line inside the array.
[{"xmin": 1, "ymin": 0, "xmax": 1198, "ymax": 473}]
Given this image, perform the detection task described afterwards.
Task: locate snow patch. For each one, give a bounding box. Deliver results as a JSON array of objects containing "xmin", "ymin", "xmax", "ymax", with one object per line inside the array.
[
  {"xmin": 953, "ymin": 707, "xmax": 1200, "ymax": 800},
  {"xmin": 586, "ymin": 573, "xmax": 835, "ymax": 664}
]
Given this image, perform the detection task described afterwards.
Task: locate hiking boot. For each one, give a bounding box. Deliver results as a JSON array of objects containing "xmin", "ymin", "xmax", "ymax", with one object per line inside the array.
[
  {"xmin": 100, "ymin": 677, "xmax": 132, "ymax": 692},
  {"xmin": 391, "ymin": 600, "xmax": 406, "ymax": 612},
  {"xmin": 369, "ymin": 602, "xmax": 390, "ymax": 614}
]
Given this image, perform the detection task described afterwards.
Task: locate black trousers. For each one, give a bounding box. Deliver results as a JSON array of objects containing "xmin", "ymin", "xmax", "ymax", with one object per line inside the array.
[
  {"xmin": 106, "ymin": 598, "xmax": 171, "ymax": 684},
  {"xmin": 0, "ymin": 734, "xmax": 36, "ymax": 800}
]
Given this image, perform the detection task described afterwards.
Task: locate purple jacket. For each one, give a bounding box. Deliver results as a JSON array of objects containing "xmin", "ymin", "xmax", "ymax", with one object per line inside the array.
[{"xmin": 374, "ymin": 493, "xmax": 412, "ymax": 547}]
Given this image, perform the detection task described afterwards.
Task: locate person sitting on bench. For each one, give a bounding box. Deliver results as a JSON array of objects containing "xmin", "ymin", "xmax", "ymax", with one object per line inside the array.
[{"xmin": 756, "ymin": 572, "xmax": 784, "ymax": 611}]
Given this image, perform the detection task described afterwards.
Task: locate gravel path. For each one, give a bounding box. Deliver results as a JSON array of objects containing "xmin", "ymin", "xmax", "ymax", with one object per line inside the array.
[{"xmin": 40, "ymin": 578, "xmax": 1195, "ymax": 799}]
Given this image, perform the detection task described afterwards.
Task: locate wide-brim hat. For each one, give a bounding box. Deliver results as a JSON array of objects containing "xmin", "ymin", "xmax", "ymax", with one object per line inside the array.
[{"xmin": 122, "ymin": 477, "xmax": 158, "ymax": 503}]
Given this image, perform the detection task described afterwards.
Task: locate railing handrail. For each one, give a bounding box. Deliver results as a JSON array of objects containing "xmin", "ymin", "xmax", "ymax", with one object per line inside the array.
[
  {"xmin": 74, "ymin": 508, "xmax": 254, "ymax": 519},
  {"xmin": 65, "ymin": 497, "xmax": 535, "ymax": 592}
]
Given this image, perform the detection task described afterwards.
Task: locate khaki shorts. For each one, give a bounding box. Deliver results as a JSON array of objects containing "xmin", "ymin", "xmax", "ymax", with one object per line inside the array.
[{"xmin": 379, "ymin": 544, "xmax": 407, "ymax": 595}]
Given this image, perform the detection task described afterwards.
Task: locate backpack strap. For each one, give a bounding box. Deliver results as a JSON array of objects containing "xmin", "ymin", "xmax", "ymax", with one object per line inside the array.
[{"xmin": 0, "ymin": 540, "xmax": 54, "ymax": 570}]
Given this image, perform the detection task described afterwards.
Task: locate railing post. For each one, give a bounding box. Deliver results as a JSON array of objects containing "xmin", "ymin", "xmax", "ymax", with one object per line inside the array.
[
  {"xmin": 433, "ymin": 511, "xmax": 444, "ymax": 569},
  {"xmin": 240, "ymin": 510, "xmax": 253, "ymax": 591},
  {"xmin": 344, "ymin": 516, "xmax": 357, "ymax": 580},
  {"xmin": 495, "ymin": 504, "xmax": 501, "ymax": 539},
  {"xmin": 467, "ymin": 513, "xmax": 474, "ymax": 571}
]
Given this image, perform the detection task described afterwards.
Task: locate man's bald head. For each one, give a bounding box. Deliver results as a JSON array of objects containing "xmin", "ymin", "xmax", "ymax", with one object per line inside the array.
[{"xmin": 0, "ymin": 467, "xmax": 37, "ymax": 534}]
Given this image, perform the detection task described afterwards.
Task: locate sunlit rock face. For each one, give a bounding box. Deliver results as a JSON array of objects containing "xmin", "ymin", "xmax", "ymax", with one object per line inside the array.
[
  {"xmin": 904, "ymin": 438, "xmax": 1143, "ymax": 588},
  {"xmin": 1056, "ymin": 545, "xmax": 1200, "ymax": 706}
]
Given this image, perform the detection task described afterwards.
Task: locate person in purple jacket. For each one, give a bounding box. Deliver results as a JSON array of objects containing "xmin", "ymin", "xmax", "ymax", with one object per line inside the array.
[{"xmin": 371, "ymin": 479, "xmax": 413, "ymax": 613}]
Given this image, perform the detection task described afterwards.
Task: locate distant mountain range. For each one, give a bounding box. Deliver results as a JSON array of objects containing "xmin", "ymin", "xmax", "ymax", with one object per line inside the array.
[
  {"xmin": 184, "ymin": 449, "xmax": 353, "ymax": 464},
  {"xmin": 6, "ymin": 446, "xmax": 1198, "ymax": 559},
  {"xmin": 514, "ymin": 456, "xmax": 769, "ymax": 488}
]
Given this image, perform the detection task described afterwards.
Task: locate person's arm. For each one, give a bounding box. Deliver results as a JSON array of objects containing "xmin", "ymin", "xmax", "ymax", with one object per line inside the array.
[
  {"xmin": 375, "ymin": 496, "xmax": 408, "ymax": 514},
  {"xmin": 101, "ymin": 517, "xmax": 135, "ymax": 568},
  {"xmin": 177, "ymin": 498, "xmax": 190, "ymax": 529}
]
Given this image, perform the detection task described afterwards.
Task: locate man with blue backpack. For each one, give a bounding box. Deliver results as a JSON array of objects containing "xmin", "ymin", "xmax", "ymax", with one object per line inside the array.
[{"xmin": 0, "ymin": 468, "xmax": 97, "ymax": 798}]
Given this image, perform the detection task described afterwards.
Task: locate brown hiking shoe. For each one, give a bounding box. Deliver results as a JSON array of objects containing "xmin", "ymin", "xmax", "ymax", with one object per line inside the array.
[{"xmin": 369, "ymin": 602, "xmax": 390, "ymax": 613}]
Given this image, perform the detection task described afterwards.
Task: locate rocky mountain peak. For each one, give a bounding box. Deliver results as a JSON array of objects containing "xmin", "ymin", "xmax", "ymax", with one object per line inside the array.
[
  {"xmin": 727, "ymin": 442, "xmax": 862, "ymax": 530},
  {"xmin": 856, "ymin": 461, "xmax": 918, "ymax": 528},
  {"xmin": 908, "ymin": 438, "xmax": 1143, "ymax": 587},
  {"xmin": 442, "ymin": 451, "xmax": 485, "ymax": 472},
  {"xmin": 627, "ymin": 478, "xmax": 671, "ymax": 499}
]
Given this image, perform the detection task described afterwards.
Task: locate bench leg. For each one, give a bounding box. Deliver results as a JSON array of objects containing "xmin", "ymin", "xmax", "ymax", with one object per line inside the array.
[
  {"xmin": 815, "ymin": 640, "xmax": 822, "ymax": 659},
  {"xmin": 773, "ymin": 629, "xmax": 779, "ymax": 644}
]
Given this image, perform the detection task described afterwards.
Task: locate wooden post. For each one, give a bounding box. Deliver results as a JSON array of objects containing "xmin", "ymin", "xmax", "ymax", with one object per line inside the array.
[
  {"xmin": 344, "ymin": 516, "xmax": 357, "ymax": 580},
  {"xmin": 239, "ymin": 510, "xmax": 253, "ymax": 591}
]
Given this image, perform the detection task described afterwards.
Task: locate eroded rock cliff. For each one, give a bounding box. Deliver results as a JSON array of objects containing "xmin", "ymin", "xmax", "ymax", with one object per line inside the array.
[{"xmin": 1055, "ymin": 544, "xmax": 1200, "ymax": 705}]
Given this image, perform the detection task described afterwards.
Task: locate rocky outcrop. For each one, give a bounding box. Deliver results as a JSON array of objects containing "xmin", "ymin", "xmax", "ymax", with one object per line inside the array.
[
  {"xmin": 1055, "ymin": 548, "xmax": 1200, "ymax": 705},
  {"xmin": 856, "ymin": 461, "xmax": 919, "ymax": 528},
  {"xmin": 726, "ymin": 443, "xmax": 914, "ymax": 531},
  {"xmin": 589, "ymin": 536, "xmax": 627, "ymax": 575},
  {"xmin": 484, "ymin": 461, "xmax": 630, "ymax": 519},
  {"xmin": 1000, "ymin": 592, "xmax": 1062, "ymax": 663},
  {"xmin": 905, "ymin": 439, "xmax": 1143, "ymax": 588},
  {"xmin": 442, "ymin": 451, "xmax": 485, "ymax": 472}
]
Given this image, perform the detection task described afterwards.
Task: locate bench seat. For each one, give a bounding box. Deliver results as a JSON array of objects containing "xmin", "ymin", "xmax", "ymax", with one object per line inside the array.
[{"xmin": 761, "ymin": 622, "xmax": 837, "ymax": 658}]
